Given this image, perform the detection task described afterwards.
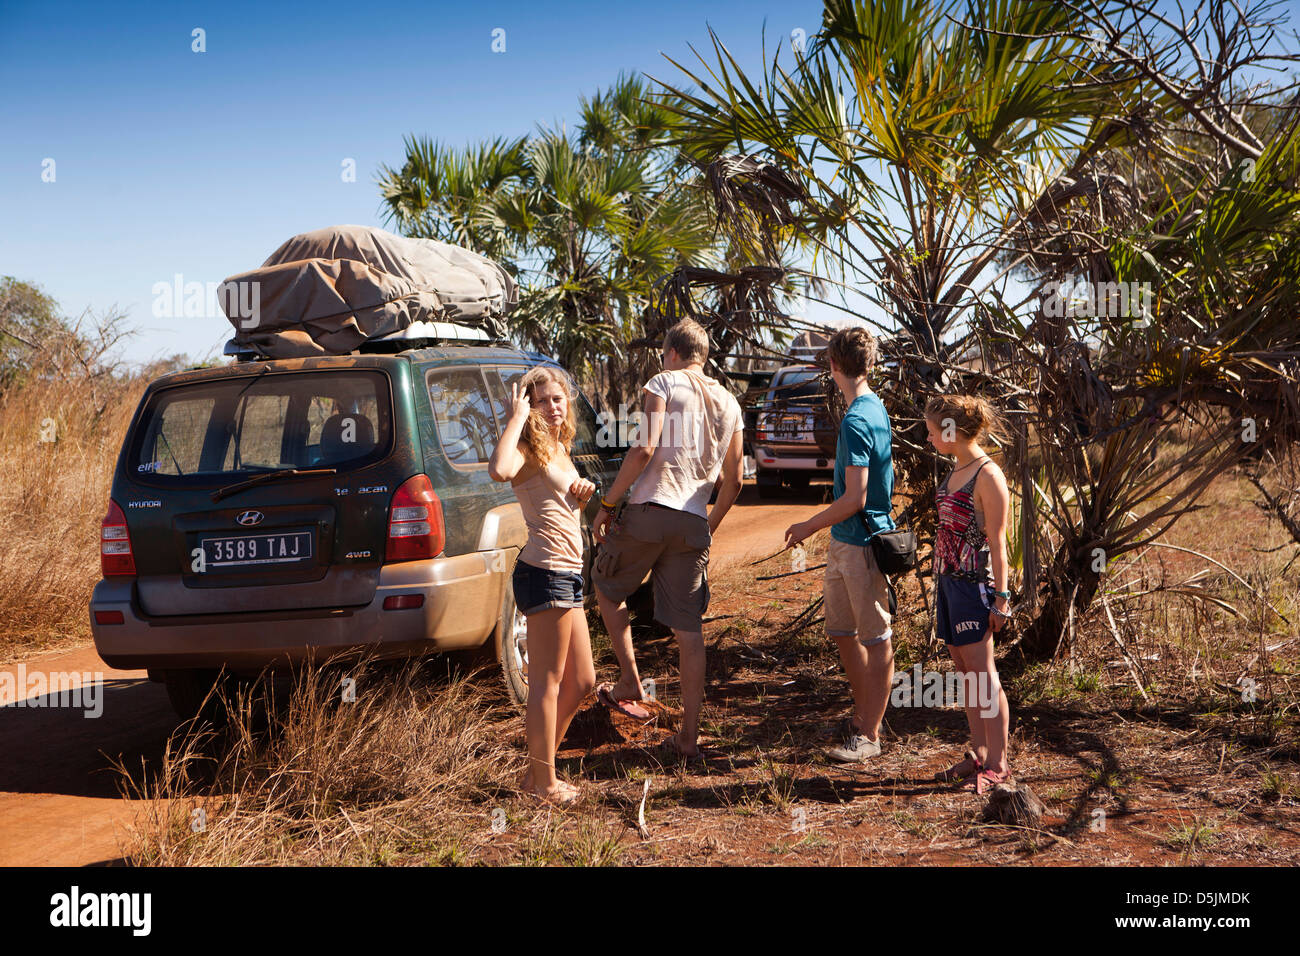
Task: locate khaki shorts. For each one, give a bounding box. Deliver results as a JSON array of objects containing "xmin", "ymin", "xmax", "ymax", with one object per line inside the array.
[
  {"xmin": 824, "ymin": 538, "xmax": 892, "ymax": 646},
  {"xmin": 592, "ymin": 503, "xmax": 710, "ymax": 632}
]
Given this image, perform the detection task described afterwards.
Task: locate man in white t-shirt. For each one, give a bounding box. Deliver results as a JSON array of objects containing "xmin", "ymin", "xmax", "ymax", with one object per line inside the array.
[{"xmin": 592, "ymin": 319, "xmax": 744, "ymax": 760}]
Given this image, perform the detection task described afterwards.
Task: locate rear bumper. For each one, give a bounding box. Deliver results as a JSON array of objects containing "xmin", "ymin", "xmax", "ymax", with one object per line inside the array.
[
  {"xmin": 89, "ymin": 550, "xmax": 511, "ymax": 671},
  {"xmin": 754, "ymin": 447, "xmax": 833, "ymax": 472}
]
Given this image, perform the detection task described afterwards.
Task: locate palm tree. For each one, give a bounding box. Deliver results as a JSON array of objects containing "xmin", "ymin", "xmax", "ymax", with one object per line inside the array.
[
  {"xmin": 377, "ymin": 74, "xmax": 719, "ymax": 406},
  {"xmin": 652, "ymin": 0, "xmax": 1300, "ymax": 659}
]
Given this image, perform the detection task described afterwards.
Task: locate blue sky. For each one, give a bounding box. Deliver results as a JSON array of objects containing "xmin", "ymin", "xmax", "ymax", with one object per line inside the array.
[
  {"xmin": 0, "ymin": 0, "xmax": 834, "ymax": 366},
  {"xmin": 5, "ymin": 1, "xmax": 1297, "ymax": 367}
]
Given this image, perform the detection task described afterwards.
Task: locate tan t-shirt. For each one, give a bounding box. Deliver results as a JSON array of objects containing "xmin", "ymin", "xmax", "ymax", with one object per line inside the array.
[
  {"xmin": 628, "ymin": 368, "xmax": 744, "ymax": 519},
  {"xmin": 514, "ymin": 459, "xmax": 584, "ymax": 573}
]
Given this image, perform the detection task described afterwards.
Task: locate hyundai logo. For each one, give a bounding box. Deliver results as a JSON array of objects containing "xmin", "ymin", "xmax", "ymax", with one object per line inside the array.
[{"xmin": 235, "ymin": 510, "xmax": 264, "ymax": 527}]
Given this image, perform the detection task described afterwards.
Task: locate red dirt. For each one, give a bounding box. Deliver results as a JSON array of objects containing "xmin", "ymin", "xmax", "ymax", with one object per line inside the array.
[{"xmin": 0, "ymin": 645, "xmax": 173, "ymax": 866}]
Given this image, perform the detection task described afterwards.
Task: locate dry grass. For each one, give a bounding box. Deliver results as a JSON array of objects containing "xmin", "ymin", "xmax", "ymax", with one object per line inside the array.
[
  {"xmin": 114, "ymin": 657, "xmax": 643, "ymax": 866},
  {"xmin": 0, "ymin": 376, "xmax": 144, "ymax": 659},
  {"xmin": 114, "ymin": 659, "xmax": 529, "ymax": 865}
]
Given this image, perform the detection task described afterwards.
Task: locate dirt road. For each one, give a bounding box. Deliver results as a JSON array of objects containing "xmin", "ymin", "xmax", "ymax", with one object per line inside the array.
[{"xmin": 0, "ymin": 482, "xmax": 827, "ymax": 866}]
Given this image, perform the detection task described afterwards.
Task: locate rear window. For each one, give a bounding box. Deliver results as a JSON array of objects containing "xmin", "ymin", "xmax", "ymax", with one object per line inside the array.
[
  {"xmin": 767, "ymin": 369, "xmax": 824, "ymax": 404},
  {"xmin": 129, "ymin": 370, "xmax": 392, "ymax": 482}
]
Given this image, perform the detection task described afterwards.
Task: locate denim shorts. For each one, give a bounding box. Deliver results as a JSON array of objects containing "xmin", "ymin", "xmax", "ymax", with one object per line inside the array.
[
  {"xmin": 935, "ymin": 573, "xmax": 994, "ymax": 646},
  {"xmin": 512, "ymin": 559, "xmax": 584, "ymax": 616}
]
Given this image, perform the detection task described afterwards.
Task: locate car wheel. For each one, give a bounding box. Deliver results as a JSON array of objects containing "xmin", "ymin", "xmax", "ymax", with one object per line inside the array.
[
  {"xmin": 756, "ymin": 470, "xmax": 782, "ymax": 499},
  {"xmin": 494, "ymin": 584, "xmax": 529, "ymax": 712}
]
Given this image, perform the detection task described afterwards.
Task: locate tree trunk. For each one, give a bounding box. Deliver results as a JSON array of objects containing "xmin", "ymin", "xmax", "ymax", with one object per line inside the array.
[{"xmin": 1018, "ymin": 543, "xmax": 1102, "ymax": 661}]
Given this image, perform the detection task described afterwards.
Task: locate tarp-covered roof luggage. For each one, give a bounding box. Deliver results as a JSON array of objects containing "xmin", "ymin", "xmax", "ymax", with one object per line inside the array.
[{"xmin": 218, "ymin": 225, "xmax": 517, "ymax": 358}]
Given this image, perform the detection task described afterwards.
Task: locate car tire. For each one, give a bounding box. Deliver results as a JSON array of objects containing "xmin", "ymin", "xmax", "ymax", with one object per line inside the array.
[
  {"xmin": 493, "ymin": 584, "xmax": 529, "ymax": 713},
  {"xmin": 756, "ymin": 470, "xmax": 782, "ymax": 499}
]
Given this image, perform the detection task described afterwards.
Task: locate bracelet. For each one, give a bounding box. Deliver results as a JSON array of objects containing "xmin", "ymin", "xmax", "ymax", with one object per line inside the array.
[
  {"xmin": 990, "ymin": 606, "xmax": 1012, "ymax": 618},
  {"xmin": 599, "ymin": 496, "xmax": 618, "ymax": 510},
  {"xmin": 993, "ymin": 589, "xmax": 1011, "ymax": 600}
]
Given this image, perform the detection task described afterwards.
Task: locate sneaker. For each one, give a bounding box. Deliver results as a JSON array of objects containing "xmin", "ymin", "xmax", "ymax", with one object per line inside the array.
[{"xmin": 826, "ymin": 720, "xmax": 882, "ymax": 763}]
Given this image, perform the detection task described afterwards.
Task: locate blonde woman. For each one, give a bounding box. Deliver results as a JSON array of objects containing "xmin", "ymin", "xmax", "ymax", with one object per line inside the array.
[
  {"xmin": 488, "ymin": 366, "xmax": 597, "ymax": 804},
  {"xmin": 923, "ymin": 395, "xmax": 1014, "ymax": 794}
]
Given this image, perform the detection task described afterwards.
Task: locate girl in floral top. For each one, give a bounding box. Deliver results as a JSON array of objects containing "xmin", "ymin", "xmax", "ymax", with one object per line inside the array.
[{"xmin": 924, "ymin": 395, "xmax": 1014, "ymax": 794}]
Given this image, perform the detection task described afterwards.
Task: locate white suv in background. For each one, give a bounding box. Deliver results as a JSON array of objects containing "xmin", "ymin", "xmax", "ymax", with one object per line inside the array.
[{"xmin": 750, "ymin": 364, "xmax": 835, "ymax": 498}]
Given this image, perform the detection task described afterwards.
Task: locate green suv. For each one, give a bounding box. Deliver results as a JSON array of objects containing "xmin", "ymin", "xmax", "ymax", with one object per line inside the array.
[{"xmin": 89, "ymin": 345, "xmax": 622, "ymax": 719}]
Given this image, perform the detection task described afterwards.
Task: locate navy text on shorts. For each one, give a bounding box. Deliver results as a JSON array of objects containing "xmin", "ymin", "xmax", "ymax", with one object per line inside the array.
[{"xmin": 935, "ymin": 573, "xmax": 993, "ymax": 646}]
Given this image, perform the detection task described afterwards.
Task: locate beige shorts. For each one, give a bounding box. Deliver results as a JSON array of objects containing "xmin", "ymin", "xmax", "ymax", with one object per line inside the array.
[
  {"xmin": 592, "ymin": 502, "xmax": 710, "ymax": 632},
  {"xmin": 824, "ymin": 538, "xmax": 892, "ymax": 646}
]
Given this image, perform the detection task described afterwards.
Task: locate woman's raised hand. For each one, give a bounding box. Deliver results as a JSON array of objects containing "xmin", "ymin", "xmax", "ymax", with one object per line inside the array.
[
  {"xmin": 569, "ymin": 477, "xmax": 596, "ymax": 502},
  {"xmin": 508, "ymin": 381, "xmax": 532, "ymax": 423}
]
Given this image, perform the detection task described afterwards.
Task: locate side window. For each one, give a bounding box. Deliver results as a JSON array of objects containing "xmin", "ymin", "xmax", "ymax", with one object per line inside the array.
[
  {"xmin": 487, "ymin": 365, "xmax": 602, "ymax": 456},
  {"xmin": 571, "ymin": 390, "xmax": 601, "ymax": 456},
  {"xmin": 485, "ymin": 366, "xmax": 523, "ymax": 429},
  {"xmin": 427, "ymin": 367, "xmax": 499, "ymax": 468},
  {"xmin": 143, "ymin": 397, "xmax": 215, "ymax": 476}
]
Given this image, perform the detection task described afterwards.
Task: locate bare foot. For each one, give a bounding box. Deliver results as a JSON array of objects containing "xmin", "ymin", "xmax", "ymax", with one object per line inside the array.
[
  {"xmin": 531, "ymin": 780, "xmax": 580, "ymax": 805},
  {"xmin": 519, "ymin": 766, "xmax": 579, "ymax": 804},
  {"xmin": 662, "ymin": 732, "xmax": 701, "ymax": 759}
]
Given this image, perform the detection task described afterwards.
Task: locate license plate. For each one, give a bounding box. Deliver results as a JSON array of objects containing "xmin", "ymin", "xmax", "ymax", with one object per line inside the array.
[
  {"xmin": 200, "ymin": 531, "xmax": 314, "ymax": 568},
  {"xmin": 774, "ymin": 415, "xmax": 809, "ymax": 438}
]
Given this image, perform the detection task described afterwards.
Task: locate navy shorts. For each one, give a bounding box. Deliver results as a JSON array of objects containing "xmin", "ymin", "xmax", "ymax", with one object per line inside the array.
[
  {"xmin": 935, "ymin": 574, "xmax": 993, "ymax": 646},
  {"xmin": 512, "ymin": 559, "xmax": 584, "ymax": 616}
]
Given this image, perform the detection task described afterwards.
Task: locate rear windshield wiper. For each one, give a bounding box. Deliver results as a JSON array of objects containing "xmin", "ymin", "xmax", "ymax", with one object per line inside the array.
[{"xmin": 211, "ymin": 467, "xmax": 337, "ymax": 503}]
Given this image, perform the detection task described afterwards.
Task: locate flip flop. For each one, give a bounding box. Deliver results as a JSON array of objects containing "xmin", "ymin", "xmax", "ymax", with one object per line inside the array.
[
  {"xmin": 935, "ymin": 749, "xmax": 982, "ymax": 784},
  {"xmin": 974, "ymin": 767, "xmax": 1013, "ymax": 796},
  {"xmin": 597, "ymin": 683, "xmax": 651, "ymax": 720}
]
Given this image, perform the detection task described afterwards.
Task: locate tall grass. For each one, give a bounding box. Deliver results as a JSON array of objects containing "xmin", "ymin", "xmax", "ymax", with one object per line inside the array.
[
  {"xmin": 0, "ymin": 376, "xmax": 144, "ymax": 657},
  {"xmin": 115, "ymin": 660, "xmax": 525, "ymax": 866}
]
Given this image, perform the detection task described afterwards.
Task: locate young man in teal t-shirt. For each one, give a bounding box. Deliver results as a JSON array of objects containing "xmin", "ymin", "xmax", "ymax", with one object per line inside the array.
[{"xmin": 784, "ymin": 326, "xmax": 896, "ymax": 763}]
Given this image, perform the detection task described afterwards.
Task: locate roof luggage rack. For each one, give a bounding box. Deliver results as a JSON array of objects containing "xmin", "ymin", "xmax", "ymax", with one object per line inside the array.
[{"xmin": 223, "ymin": 320, "xmax": 499, "ymax": 363}]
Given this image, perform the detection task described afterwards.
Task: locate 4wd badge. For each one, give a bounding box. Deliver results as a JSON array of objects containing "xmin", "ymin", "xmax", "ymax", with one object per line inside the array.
[{"xmin": 235, "ymin": 510, "xmax": 265, "ymax": 527}]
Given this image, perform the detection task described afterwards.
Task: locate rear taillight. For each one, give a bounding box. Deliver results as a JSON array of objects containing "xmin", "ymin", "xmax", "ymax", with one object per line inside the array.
[
  {"xmin": 100, "ymin": 499, "xmax": 136, "ymax": 577},
  {"xmin": 386, "ymin": 474, "xmax": 445, "ymax": 562}
]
